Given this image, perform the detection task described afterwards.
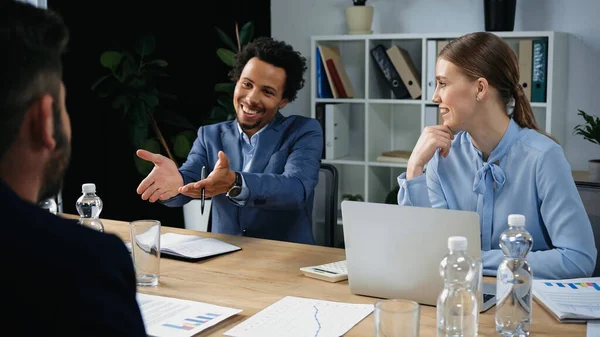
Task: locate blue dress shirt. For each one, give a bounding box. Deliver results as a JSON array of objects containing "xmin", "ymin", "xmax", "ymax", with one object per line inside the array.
[
  {"xmin": 229, "ymin": 122, "xmax": 270, "ymax": 205},
  {"xmin": 397, "ymin": 118, "xmax": 597, "ymax": 279}
]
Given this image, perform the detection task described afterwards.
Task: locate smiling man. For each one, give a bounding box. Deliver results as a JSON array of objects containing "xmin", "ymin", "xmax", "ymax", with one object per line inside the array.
[{"xmin": 136, "ymin": 37, "xmax": 323, "ymax": 244}]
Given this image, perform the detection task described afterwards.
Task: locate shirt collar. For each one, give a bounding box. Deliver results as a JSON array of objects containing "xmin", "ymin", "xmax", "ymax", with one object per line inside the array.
[
  {"xmin": 236, "ymin": 120, "xmax": 271, "ymax": 145},
  {"xmin": 468, "ymin": 118, "xmax": 521, "ymax": 163}
]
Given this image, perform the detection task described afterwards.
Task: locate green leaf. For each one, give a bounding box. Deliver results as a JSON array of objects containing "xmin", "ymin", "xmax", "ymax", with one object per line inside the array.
[
  {"xmin": 134, "ymin": 34, "xmax": 156, "ymax": 57},
  {"xmin": 146, "ymin": 59, "xmax": 168, "ymax": 67},
  {"xmin": 210, "ymin": 105, "xmax": 229, "ymax": 120},
  {"xmin": 216, "ymin": 48, "xmax": 236, "ymax": 67},
  {"xmin": 112, "ymin": 94, "xmax": 129, "ymax": 110},
  {"xmin": 239, "ymin": 21, "xmax": 255, "ymax": 47},
  {"xmin": 154, "ymin": 109, "xmax": 195, "ymax": 129},
  {"xmin": 574, "ymin": 110, "xmax": 600, "ymax": 145},
  {"xmin": 91, "ymin": 75, "xmax": 119, "ymax": 98},
  {"xmin": 217, "ymin": 95, "xmax": 235, "ymax": 113},
  {"xmin": 128, "ymin": 77, "xmax": 147, "ymax": 90},
  {"xmin": 139, "ymin": 92, "xmax": 159, "ymax": 108},
  {"xmin": 156, "ymin": 91, "xmax": 177, "ymax": 100},
  {"xmin": 134, "ymin": 138, "xmax": 160, "ymax": 176},
  {"xmin": 173, "ymin": 132, "xmax": 193, "ymax": 159},
  {"xmin": 119, "ymin": 56, "xmax": 137, "ymax": 82},
  {"xmin": 130, "ymin": 122, "xmax": 148, "ymax": 150},
  {"xmin": 215, "ymin": 82, "xmax": 235, "ymax": 94},
  {"xmin": 100, "ymin": 51, "xmax": 122, "ymax": 71},
  {"xmin": 214, "ymin": 26, "xmax": 238, "ymax": 52}
]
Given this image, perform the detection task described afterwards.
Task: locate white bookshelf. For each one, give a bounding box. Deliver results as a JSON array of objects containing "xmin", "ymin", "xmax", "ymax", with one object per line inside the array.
[{"xmin": 310, "ymin": 31, "xmax": 568, "ymax": 211}]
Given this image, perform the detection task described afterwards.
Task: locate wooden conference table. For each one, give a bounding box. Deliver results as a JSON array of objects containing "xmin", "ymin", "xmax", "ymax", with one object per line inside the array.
[{"xmin": 61, "ymin": 214, "xmax": 585, "ymax": 337}]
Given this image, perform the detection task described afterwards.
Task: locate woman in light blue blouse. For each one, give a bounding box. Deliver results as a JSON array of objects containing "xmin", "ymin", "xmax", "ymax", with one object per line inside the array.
[{"xmin": 397, "ymin": 32, "xmax": 596, "ymax": 279}]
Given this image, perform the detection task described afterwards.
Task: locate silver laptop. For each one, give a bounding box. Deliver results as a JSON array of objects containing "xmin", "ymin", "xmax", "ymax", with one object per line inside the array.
[{"xmin": 341, "ymin": 200, "xmax": 495, "ymax": 309}]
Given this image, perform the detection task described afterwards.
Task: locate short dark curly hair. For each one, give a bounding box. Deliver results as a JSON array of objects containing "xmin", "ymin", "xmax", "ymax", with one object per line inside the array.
[{"xmin": 228, "ymin": 36, "xmax": 307, "ymax": 103}]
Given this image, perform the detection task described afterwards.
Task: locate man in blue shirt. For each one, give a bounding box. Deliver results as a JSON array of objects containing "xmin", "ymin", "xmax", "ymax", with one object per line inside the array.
[
  {"xmin": 136, "ymin": 37, "xmax": 323, "ymax": 244},
  {"xmin": 398, "ymin": 32, "xmax": 596, "ymax": 279}
]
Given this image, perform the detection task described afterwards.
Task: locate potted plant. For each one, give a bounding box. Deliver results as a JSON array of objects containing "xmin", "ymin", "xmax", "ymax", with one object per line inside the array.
[
  {"xmin": 342, "ymin": 193, "xmax": 364, "ymax": 202},
  {"xmin": 346, "ymin": 0, "xmax": 374, "ymax": 35},
  {"xmin": 91, "ymin": 34, "xmax": 196, "ymax": 176},
  {"xmin": 573, "ymin": 109, "xmax": 600, "ymax": 182}
]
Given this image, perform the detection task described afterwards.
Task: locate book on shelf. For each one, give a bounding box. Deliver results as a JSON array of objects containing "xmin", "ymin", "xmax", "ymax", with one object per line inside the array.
[
  {"xmin": 376, "ymin": 150, "xmax": 412, "ymax": 163},
  {"xmin": 317, "ymin": 44, "xmax": 355, "ymax": 98},
  {"xmin": 531, "ymin": 277, "xmax": 600, "ymax": 323},
  {"xmin": 386, "ymin": 45, "xmax": 422, "ymax": 99},
  {"xmin": 518, "ymin": 39, "xmax": 533, "ymax": 101},
  {"xmin": 127, "ymin": 232, "xmax": 241, "ymax": 262},
  {"xmin": 370, "ymin": 44, "xmax": 410, "ymax": 99},
  {"xmin": 315, "ymin": 47, "xmax": 333, "ymax": 98},
  {"xmin": 531, "ymin": 38, "xmax": 548, "ymax": 103}
]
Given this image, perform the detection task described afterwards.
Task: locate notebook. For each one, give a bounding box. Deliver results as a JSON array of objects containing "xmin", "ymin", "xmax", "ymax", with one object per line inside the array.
[
  {"xmin": 127, "ymin": 232, "xmax": 241, "ymax": 261},
  {"xmin": 532, "ymin": 277, "xmax": 600, "ymax": 322}
]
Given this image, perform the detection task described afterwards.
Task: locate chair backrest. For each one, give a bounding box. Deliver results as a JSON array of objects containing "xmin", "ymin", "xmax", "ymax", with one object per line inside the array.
[
  {"xmin": 183, "ymin": 199, "xmax": 212, "ymax": 232},
  {"xmin": 575, "ymin": 181, "xmax": 600, "ymax": 276},
  {"xmin": 312, "ymin": 163, "xmax": 339, "ymax": 247}
]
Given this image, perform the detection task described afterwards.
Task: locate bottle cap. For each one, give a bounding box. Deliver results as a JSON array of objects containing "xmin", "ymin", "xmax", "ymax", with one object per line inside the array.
[
  {"xmin": 448, "ymin": 236, "xmax": 468, "ymax": 251},
  {"xmin": 82, "ymin": 183, "xmax": 96, "ymax": 193},
  {"xmin": 508, "ymin": 214, "xmax": 526, "ymax": 227}
]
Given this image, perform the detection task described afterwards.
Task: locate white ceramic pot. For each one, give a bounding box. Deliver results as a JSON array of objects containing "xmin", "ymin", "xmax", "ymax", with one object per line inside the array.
[
  {"xmin": 345, "ymin": 5, "xmax": 374, "ymax": 35},
  {"xmin": 589, "ymin": 159, "xmax": 600, "ymax": 182}
]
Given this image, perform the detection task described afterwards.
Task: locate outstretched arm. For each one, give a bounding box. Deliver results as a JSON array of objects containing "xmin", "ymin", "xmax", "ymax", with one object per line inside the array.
[{"xmin": 180, "ymin": 119, "xmax": 323, "ymax": 210}]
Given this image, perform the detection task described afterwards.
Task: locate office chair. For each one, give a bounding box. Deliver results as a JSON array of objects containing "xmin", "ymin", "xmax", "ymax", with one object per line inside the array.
[
  {"xmin": 575, "ymin": 181, "xmax": 600, "ymax": 276},
  {"xmin": 183, "ymin": 199, "xmax": 212, "ymax": 232},
  {"xmin": 312, "ymin": 163, "xmax": 339, "ymax": 247}
]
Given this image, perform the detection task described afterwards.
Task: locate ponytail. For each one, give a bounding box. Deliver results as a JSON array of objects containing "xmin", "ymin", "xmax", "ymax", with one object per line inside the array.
[{"xmin": 510, "ymin": 85, "xmax": 558, "ymax": 143}]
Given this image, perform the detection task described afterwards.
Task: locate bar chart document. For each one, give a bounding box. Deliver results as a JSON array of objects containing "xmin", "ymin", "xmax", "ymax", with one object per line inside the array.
[
  {"xmin": 532, "ymin": 277, "xmax": 600, "ymax": 322},
  {"xmin": 224, "ymin": 296, "xmax": 373, "ymax": 337},
  {"xmin": 137, "ymin": 293, "xmax": 242, "ymax": 337}
]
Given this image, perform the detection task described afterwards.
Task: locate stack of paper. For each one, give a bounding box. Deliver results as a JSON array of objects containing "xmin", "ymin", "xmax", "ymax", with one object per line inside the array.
[
  {"xmin": 137, "ymin": 293, "xmax": 242, "ymax": 337},
  {"xmin": 532, "ymin": 277, "xmax": 600, "ymax": 322},
  {"xmin": 224, "ymin": 296, "xmax": 373, "ymax": 337}
]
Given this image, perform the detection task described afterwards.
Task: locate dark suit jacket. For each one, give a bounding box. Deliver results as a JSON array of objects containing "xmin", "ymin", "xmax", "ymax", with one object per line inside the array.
[
  {"xmin": 163, "ymin": 113, "xmax": 323, "ymax": 244},
  {"xmin": 0, "ymin": 181, "xmax": 146, "ymax": 336}
]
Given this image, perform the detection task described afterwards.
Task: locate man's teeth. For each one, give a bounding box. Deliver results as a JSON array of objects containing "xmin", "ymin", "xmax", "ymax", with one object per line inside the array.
[{"xmin": 242, "ymin": 105, "xmax": 258, "ymax": 115}]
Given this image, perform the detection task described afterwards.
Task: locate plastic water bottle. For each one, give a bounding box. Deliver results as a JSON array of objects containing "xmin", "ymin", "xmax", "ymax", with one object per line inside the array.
[
  {"xmin": 495, "ymin": 214, "xmax": 533, "ymax": 337},
  {"xmin": 437, "ymin": 236, "xmax": 478, "ymax": 337},
  {"xmin": 76, "ymin": 183, "xmax": 104, "ymax": 232},
  {"xmin": 38, "ymin": 197, "xmax": 57, "ymax": 214}
]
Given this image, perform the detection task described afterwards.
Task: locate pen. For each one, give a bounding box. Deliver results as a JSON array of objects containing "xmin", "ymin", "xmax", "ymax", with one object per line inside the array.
[{"xmin": 201, "ymin": 166, "xmax": 206, "ymax": 214}]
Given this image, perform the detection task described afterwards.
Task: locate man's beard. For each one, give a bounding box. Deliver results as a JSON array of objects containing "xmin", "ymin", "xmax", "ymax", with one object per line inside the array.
[
  {"xmin": 237, "ymin": 107, "xmax": 263, "ymax": 131},
  {"xmin": 38, "ymin": 128, "xmax": 71, "ymax": 203},
  {"xmin": 238, "ymin": 117, "xmax": 262, "ymax": 131}
]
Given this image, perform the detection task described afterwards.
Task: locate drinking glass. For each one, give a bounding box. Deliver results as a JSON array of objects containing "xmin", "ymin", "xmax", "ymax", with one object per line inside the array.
[
  {"xmin": 130, "ymin": 220, "xmax": 161, "ymax": 286},
  {"xmin": 374, "ymin": 299, "xmax": 420, "ymax": 337}
]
